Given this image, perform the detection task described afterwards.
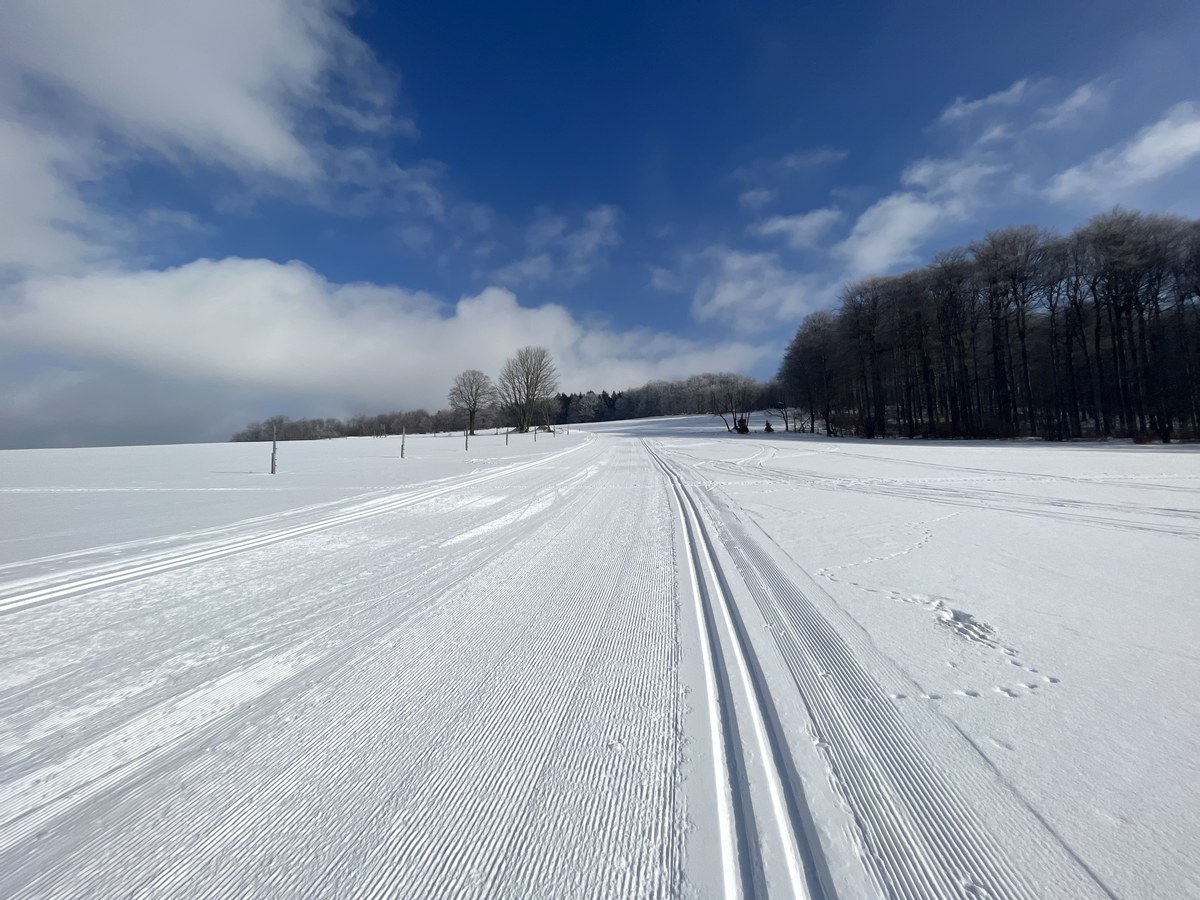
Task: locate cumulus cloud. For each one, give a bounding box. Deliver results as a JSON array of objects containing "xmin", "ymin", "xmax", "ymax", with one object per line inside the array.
[
  {"xmin": 1047, "ymin": 102, "xmax": 1200, "ymax": 201},
  {"xmin": 0, "ymin": 0, "xmax": 435, "ymax": 277},
  {"xmin": 0, "ymin": 0, "xmax": 398, "ymax": 178},
  {"xmin": 751, "ymin": 208, "xmax": 843, "ymax": 249},
  {"xmin": 0, "ymin": 258, "xmax": 766, "ymax": 446},
  {"xmin": 0, "ymin": 119, "xmax": 115, "ymax": 274}
]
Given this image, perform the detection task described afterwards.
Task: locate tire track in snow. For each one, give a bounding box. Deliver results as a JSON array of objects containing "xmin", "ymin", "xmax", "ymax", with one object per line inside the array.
[
  {"xmin": 649, "ymin": 442, "xmax": 828, "ymax": 900},
  {"xmin": 658, "ymin": 440, "xmax": 1118, "ymax": 899},
  {"xmin": 0, "ymin": 438, "xmax": 592, "ymax": 617}
]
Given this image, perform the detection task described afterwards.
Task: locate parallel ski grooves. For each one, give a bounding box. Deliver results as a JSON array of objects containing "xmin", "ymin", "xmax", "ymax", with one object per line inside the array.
[
  {"xmin": 650, "ymin": 442, "xmax": 826, "ymax": 900},
  {"xmin": 1, "ymin": 440, "xmax": 684, "ymax": 899},
  {"xmin": 0, "ymin": 439, "xmax": 591, "ymax": 616},
  {"xmin": 656, "ymin": 439, "xmax": 1114, "ymax": 900}
]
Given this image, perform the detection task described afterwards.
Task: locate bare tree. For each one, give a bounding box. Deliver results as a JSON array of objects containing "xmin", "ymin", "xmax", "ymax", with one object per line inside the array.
[
  {"xmin": 775, "ymin": 209, "xmax": 1200, "ymax": 442},
  {"xmin": 497, "ymin": 346, "xmax": 560, "ymax": 432},
  {"xmin": 447, "ymin": 369, "xmax": 497, "ymax": 436},
  {"xmin": 707, "ymin": 372, "xmax": 756, "ymax": 432}
]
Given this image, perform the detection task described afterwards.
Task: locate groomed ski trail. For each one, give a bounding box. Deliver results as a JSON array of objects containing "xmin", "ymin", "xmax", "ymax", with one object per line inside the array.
[
  {"xmin": 651, "ymin": 442, "xmax": 829, "ymax": 899},
  {"xmin": 0, "ymin": 429, "xmax": 1152, "ymax": 898},
  {"xmin": 0, "ymin": 438, "xmax": 593, "ymax": 617},
  {"xmin": 647, "ymin": 438, "xmax": 1117, "ymax": 900},
  {"xmin": 0, "ymin": 438, "xmax": 685, "ymax": 898}
]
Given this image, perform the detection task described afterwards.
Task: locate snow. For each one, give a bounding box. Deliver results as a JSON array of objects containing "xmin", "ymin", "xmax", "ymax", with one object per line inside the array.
[{"xmin": 0, "ymin": 419, "xmax": 1196, "ymax": 897}]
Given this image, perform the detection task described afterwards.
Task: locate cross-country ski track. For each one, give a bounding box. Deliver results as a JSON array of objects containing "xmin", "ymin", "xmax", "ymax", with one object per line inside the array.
[{"xmin": 1, "ymin": 419, "xmax": 1196, "ymax": 898}]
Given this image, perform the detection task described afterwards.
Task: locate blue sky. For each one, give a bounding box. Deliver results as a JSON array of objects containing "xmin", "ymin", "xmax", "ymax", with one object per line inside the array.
[{"xmin": 2, "ymin": 1, "xmax": 1199, "ymax": 447}]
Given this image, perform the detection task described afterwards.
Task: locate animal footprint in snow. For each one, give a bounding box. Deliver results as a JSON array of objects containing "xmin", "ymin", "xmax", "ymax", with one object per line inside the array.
[{"xmin": 936, "ymin": 606, "xmax": 999, "ymax": 648}]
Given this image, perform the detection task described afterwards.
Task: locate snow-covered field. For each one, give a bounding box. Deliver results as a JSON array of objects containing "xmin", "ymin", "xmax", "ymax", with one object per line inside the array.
[{"xmin": 1, "ymin": 418, "xmax": 1196, "ymax": 898}]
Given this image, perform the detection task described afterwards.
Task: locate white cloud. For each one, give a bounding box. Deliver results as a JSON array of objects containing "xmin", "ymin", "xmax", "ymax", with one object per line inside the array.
[
  {"xmin": 319, "ymin": 149, "xmax": 445, "ymax": 219},
  {"xmin": 649, "ymin": 266, "xmax": 685, "ymax": 292},
  {"xmin": 751, "ymin": 208, "xmax": 843, "ymax": 249},
  {"xmin": 975, "ymin": 123, "xmax": 1012, "ymax": 145},
  {"xmin": 1036, "ymin": 81, "xmax": 1110, "ymax": 130},
  {"xmin": 495, "ymin": 253, "xmax": 555, "ymax": 284},
  {"xmin": 0, "ymin": 119, "xmax": 114, "ymax": 274},
  {"xmin": 779, "ymin": 148, "xmax": 847, "ymax": 169},
  {"xmin": 495, "ymin": 205, "xmax": 621, "ymax": 285},
  {"xmin": 0, "ymin": 258, "xmax": 768, "ymax": 446},
  {"xmin": 0, "ymin": 0, "xmax": 393, "ymax": 179},
  {"xmin": 692, "ymin": 248, "xmax": 828, "ymax": 332},
  {"xmin": 1047, "ymin": 102, "xmax": 1200, "ymax": 201},
  {"xmin": 564, "ymin": 205, "xmax": 621, "ymax": 270},
  {"xmin": 939, "ymin": 79, "xmax": 1031, "ymax": 124},
  {"xmin": 738, "ymin": 188, "xmax": 777, "ymax": 210},
  {"xmin": 901, "ymin": 158, "xmax": 1006, "ymax": 208},
  {"xmin": 834, "ymin": 193, "xmax": 942, "ymax": 277},
  {"xmin": 732, "ymin": 147, "xmax": 845, "ymax": 183},
  {"xmin": 0, "ymin": 0, "xmax": 433, "ymax": 277},
  {"xmin": 399, "ymin": 225, "xmax": 435, "ymax": 254}
]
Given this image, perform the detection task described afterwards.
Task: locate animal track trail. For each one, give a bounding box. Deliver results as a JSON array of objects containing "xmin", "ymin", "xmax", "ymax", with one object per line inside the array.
[
  {"xmin": 860, "ymin": 591, "xmax": 1065, "ymax": 705},
  {"xmin": 817, "ymin": 513, "xmax": 958, "ymax": 584}
]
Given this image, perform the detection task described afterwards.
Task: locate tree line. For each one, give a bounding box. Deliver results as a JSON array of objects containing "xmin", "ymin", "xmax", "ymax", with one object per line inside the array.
[
  {"xmin": 779, "ymin": 210, "xmax": 1200, "ymax": 441},
  {"xmin": 232, "ymin": 345, "xmax": 780, "ymax": 442}
]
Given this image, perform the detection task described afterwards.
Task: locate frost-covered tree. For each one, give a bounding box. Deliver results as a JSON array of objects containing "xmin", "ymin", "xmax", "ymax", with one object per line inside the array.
[
  {"xmin": 447, "ymin": 369, "xmax": 497, "ymax": 435},
  {"xmin": 707, "ymin": 373, "xmax": 757, "ymax": 432},
  {"xmin": 498, "ymin": 346, "xmax": 559, "ymax": 432}
]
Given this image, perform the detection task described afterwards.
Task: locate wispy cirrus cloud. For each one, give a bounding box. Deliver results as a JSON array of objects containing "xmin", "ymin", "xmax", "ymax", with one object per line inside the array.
[
  {"xmin": 1047, "ymin": 102, "xmax": 1200, "ymax": 202},
  {"xmin": 938, "ymin": 79, "xmax": 1033, "ymax": 124},
  {"xmin": 691, "ymin": 248, "xmax": 830, "ymax": 332},
  {"xmin": 833, "ymin": 193, "xmax": 942, "ymax": 278},
  {"xmin": 732, "ymin": 147, "xmax": 845, "ymax": 185},
  {"xmin": 778, "ymin": 148, "xmax": 847, "ymax": 169},
  {"xmin": 751, "ymin": 208, "xmax": 843, "ymax": 249},
  {"xmin": 738, "ymin": 188, "xmax": 777, "ymax": 210},
  {"xmin": 494, "ymin": 205, "xmax": 621, "ymax": 286},
  {"xmin": 1035, "ymin": 80, "xmax": 1111, "ymax": 130}
]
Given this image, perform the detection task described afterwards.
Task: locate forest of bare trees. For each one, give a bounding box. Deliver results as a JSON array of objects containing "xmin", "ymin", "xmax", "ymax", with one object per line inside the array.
[
  {"xmin": 235, "ymin": 212, "xmax": 1199, "ymax": 446},
  {"xmin": 779, "ymin": 210, "xmax": 1200, "ymax": 441}
]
